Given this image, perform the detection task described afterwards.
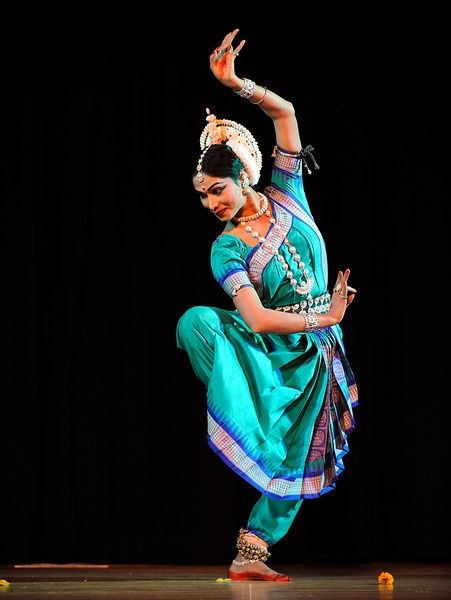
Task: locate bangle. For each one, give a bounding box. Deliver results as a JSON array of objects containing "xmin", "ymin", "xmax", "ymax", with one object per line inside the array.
[
  {"xmin": 234, "ymin": 78, "xmax": 256, "ymax": 99},
  {"xmin": 250, "ymin": 86, "xmax": 267, "ymax": 105},
  {"xmin": 304, "ymin": 311, "xmax": 319, "ymax": 332}
]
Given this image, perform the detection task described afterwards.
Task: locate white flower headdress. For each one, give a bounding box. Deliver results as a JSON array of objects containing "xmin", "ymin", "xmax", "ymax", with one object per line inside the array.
[{"xmin": 195, "ymin": 108, "xmax": 262, "ymax": 186}]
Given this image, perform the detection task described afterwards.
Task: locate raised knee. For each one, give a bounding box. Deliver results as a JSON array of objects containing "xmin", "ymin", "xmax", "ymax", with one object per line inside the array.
[{"xmin": 176, "ymin": 306, "xmax": 222, "ymax": 348}]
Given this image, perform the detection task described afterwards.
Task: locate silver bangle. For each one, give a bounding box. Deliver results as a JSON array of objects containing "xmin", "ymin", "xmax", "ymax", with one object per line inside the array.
[
  {"xmin": 250, "ymin": 86, "xmax": 267, "ymax": 105},
  {"xmin": 234, "ymin": 78, "xmax": 256, "ymax": 99},
  {"xmin": 304, "ymin": 311, "xmax": 319, "ymax": 332}
]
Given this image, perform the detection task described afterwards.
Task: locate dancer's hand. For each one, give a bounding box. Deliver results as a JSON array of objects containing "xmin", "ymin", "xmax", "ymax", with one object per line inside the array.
[
  {"xmin": 209, "ymin": 28, "xmax": 246, "ymax": 88},
  {"xmin": 328, "ymin": 269, "xmax": 356, "ymax": 324}
]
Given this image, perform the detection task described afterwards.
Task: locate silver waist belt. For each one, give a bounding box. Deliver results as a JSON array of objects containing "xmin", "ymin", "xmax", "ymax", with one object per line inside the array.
[{"xmin": 272, "ymin": 291, "xmax": 331, "ymax": 314}]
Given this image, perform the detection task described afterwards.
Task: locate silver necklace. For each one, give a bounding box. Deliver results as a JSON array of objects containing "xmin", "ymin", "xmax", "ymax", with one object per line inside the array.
[{"xmin": 241, "ymin": 214, "xmax": 315, "ymax": 301}]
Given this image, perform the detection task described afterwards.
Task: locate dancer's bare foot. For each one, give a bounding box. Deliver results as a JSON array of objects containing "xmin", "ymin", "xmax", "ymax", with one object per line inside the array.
[{"xmin": 227, "ymin": 552, "xmax": 291, "ymax": 582}]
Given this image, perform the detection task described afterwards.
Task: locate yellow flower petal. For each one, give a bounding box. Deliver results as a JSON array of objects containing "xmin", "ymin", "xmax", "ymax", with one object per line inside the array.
[
  {"xmin": 378, "ymin": 571, "xmax": 394, "ymax": 585},
  {"xmin": 215, "ymin": 577, "xmax": 232, "ymax": 582},
  {"xmin": 0, "ymin": 580, "xmax": 10, "ymax": 587}
]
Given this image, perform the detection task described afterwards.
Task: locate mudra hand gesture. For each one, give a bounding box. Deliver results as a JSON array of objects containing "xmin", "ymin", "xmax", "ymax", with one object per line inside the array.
[
  {"xmin": 328, "ymin": 269, "xmax": 356, "ymax": 324},
  {"xmin": 209, "ymin": 28, "xmax": 246, "ymax": 87}
]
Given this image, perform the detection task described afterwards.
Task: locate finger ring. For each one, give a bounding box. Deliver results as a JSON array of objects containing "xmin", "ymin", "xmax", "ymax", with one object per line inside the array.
[
  {"xmin": 339, "ymin": 292, "xmax": 347, "ymax": 299},
  {"xmin": 333, "ymin": 286, "xmax": 342, "ymax": 293}
]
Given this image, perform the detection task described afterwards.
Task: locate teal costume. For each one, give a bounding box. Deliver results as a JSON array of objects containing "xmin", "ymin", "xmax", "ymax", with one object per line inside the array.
[{"xmin": 177, "ymin": 148, "xmax": 358, "ymax": 545}]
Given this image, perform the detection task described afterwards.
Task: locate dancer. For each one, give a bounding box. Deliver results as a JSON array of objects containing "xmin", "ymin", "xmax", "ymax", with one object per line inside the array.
[{"xmin": 176, "ymin": 29, "xmax": 358, "ymax": 582}]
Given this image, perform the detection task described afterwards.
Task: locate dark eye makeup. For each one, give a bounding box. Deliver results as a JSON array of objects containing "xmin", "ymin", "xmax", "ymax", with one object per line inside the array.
[{"xmin": 199, "ymin": 186, "xmax": 224, "ymax": 199}]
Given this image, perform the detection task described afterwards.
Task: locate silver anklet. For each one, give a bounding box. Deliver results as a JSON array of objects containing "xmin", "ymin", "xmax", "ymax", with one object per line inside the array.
[{"xmin": 233, "ymin": 558, "xmax": 260, "ymax": 565}]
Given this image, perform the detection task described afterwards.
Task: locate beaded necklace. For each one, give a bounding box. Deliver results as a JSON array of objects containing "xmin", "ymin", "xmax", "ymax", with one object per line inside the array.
[
  {"xmin": 233, "ymin": 192, "xmax": 270, "ymax": 223},
  {"xmin": 237, "ymin": 193, "xmax": 315, "ymax": 303}
]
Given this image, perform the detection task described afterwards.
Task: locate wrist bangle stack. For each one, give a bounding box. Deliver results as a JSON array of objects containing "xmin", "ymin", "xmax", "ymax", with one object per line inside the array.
[
  {"xmin": 234, "ymin": 78, "xmax": 256, "ymax": 99},
  {"xmin": 304, "ymin": 311, "xmax": 319, "ymax": 332}
]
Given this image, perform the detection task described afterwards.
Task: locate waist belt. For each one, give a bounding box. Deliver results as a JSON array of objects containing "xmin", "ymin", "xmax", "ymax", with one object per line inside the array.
[{"xmin": 272, "ymin": 291, "xmax": 331, "ymax": 314}]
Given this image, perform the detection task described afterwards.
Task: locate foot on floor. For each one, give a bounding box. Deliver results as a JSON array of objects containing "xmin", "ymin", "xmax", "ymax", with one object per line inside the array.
[{"xmin": 227, "ymin": 553, "xmax": 291, "ymax": 582}]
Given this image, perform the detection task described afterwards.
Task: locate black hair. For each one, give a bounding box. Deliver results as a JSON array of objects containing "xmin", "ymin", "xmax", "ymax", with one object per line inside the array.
[{"xmin": 193, "ymin": 144, "xmax": 244, "ymax": 183}]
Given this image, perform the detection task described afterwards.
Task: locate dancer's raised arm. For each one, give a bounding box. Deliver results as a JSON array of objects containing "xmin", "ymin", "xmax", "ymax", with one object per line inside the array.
[{"xmin": 209, "ymin": 28, "xmax": 302, "ymax": 154}]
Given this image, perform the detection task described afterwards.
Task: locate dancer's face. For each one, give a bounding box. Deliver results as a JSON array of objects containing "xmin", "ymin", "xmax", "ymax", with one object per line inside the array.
[{"xmin": 193, "ymin": 174, "xmax": 246, "ymax": 221}]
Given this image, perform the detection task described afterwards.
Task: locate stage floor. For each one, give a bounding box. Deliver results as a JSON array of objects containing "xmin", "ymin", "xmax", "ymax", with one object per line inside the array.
[{"xmin": 0, "ymin": 562, "xmax": 450, "ymax": 599}]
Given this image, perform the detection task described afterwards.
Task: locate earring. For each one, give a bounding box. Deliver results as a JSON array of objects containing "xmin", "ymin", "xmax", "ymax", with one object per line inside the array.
[{"xmin": 240, "ymin": 170, "xmax": 250, "ymax": 189}]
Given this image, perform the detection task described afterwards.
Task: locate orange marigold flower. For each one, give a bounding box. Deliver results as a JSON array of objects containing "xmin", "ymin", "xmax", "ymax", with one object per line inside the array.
[{"xmin": 378, "ymin": 572, "xmax": 394, "ymax": 585}]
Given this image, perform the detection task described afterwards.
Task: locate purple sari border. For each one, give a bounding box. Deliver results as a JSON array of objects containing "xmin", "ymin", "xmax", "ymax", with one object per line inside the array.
[{"xmin": 268, "ymin": 174, "xmax": 314, "ymax": 218}]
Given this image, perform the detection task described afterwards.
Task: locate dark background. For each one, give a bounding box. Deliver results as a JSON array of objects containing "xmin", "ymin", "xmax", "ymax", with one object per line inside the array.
[{"xmin": 1, "ymin": 1, "xmax": 450, "ymax": 565}]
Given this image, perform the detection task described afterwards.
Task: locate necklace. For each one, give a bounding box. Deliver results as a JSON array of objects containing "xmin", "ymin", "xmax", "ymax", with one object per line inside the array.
[
  {"xmin": 241, "ymin": 214, "xmax": 315, "ymax": 302},
  {"xmin": 233, "ymin": 192, "xmax": 270, "ymax": 223}
]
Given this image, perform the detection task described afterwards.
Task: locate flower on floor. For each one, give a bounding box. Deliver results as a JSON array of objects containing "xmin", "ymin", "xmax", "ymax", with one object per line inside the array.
[
  {"xmin": 378, "ymin": 572, "xmax": 394, "ymax": 585},
  {"xmin": 0, "ymin": 580, "xmax": 10, "ymax": 587},
  {"xmin": 215, "ymin": 577, "xmax": 232, "ymax": 583}
]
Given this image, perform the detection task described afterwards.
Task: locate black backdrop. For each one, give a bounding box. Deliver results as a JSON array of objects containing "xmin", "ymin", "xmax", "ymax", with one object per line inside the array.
[{"xmin": 1, "ymin": 1, "xmax": 450, "ymax": 565}]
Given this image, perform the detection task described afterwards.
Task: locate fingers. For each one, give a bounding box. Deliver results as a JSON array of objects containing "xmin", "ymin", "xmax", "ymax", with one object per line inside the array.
[
  {"xmin": 334, "ymin": 269, "xmax": 351, "ymax": 288},
  {"xmin": 218, "ymin": 29, "xmax": 239, "ymax": 52},
  {"xmin": 235, "ymin": 39, "xmax": 246, "ymax": 53},
  {"xmin": 332, "ymin": 269, "xmax": 356, "ymax": 302},
  {"xmin": 221, "ymin": 28, "xmax": 239, "ymax": 46},
  {"xmin": 212, "ymin": 29, "xmax": 243, "ymax": 62},
  {"xmin": 331, "ymin": 268, "xmax": 357, "ymax": 317},
  {"xmin": 333, "ymin": 270, "xmax": 343, "ymax": 292},
  {"xmin": 228, "ymin": 39, "xmax": 246, "ymax": 62},
  {"xmin": 210, "ymin": 46, "xmax": 229, "ymax": 62},
  {"xmin": 341, "ymin": 268, "xmax": 350, "ymax": 296}
]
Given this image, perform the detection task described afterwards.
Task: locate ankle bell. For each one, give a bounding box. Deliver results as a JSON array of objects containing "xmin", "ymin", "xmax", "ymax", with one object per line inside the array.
[{"xmin": 236, "ymin": 528, "xmax": 271, "ymax": 562}]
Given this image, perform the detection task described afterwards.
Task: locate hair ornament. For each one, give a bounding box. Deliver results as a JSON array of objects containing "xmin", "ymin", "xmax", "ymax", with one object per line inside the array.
[{"xmin": 196, "ymin": 108, "xmax": 262, "ymax": 185}]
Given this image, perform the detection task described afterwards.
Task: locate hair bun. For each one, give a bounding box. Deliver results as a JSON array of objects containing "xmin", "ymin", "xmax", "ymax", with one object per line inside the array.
[{"xmin": 197, "ymin": 110, "xmax": 262, "ymax": 186}]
